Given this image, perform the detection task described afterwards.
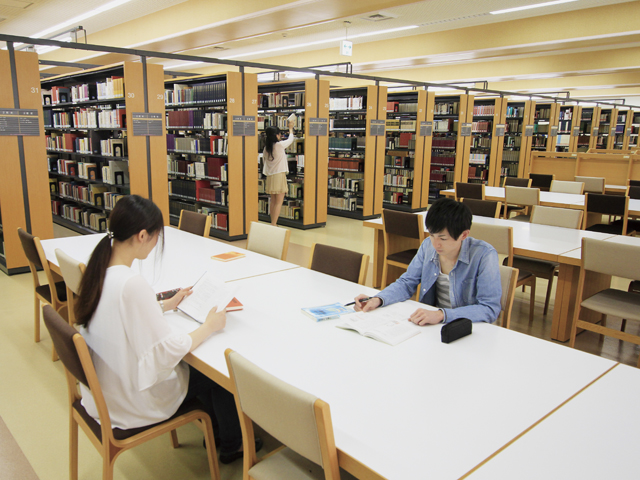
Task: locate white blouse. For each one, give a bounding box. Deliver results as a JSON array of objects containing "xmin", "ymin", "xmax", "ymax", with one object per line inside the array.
[
  {"xmin": 262, "ymin": 134, "xmax": 295, "ymax": 176},
  {"xmin": 79, "ymin": 265, "xmax": 192, "ymax": 429}
]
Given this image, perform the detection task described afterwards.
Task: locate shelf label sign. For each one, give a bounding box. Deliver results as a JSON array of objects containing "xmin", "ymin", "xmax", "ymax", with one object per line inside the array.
[
  {"xmin": 550, "ymin": 125, "xmax": 558, "ymax": 137},
  {"xmin": 626, "ymin": 127, "xmax": 632, "ymax": 137},
  {"xmin": 309, "ymin": 118, "xmax": 328, "ymax": 136},
  {"xmin": 460, "ymin": 123, "xmax": 472, "ymax": 137},
  {"xmin": 572, "ymin": 126, "xmax": 580, "ymax": 136},
  {"xmin": 524, "ymin": 125, "xmax": 534, "ymax": 137},
  {"xmin": 419, "ymin": 121, "xmax": 432, "ymax": 137},
  {"xmin": 370, "ymin": 119, "xmax": 385, "ymax": 136},
  {"xmin": 592, "ymin": 127, "xmax": 599, "ymax": 137},
  {"xmin": 495, "ymin": 124, "xmax": 505, "ymax": 137},
  {"xmin": 232, "ymin": 115, "xmax": 256, "ymax": 136},
  {"xmin": 132, "ymin": 112, "xmax": 163, "ymax": 136},
  {"xmin": 0, "ymin": 108, "xmax": 39, "ymax": 136}
]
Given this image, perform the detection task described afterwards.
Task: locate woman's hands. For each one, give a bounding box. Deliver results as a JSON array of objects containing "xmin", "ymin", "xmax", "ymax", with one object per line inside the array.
[
  {"xmin": 188, "ymin": 306, "xmax": 226, "ymax": 352},
  {"xmin": 162, "ymin": 287, "xmax": 193, "ymax": 312}
]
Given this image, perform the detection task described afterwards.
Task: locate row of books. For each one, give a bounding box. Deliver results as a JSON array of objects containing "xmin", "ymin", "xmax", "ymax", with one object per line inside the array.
[
  {"xmin": 57, "ymin": 181, "xmax": 111, "ymax": 207},
  {"xmin": 102, "ymin": 161, "xmax": 129, "ymax": 185},
  {"xmin": 196, "ymin": 183, "xmax": 228, "ymax": 205},
  {"xmin": 430, "ymin": 153, "xmax": 455, "ymax": 165},
  {"xmin": 386, "ymin": 133, "xmax": 415, "ymax": 150},
  {"xmin": 506, "ymin": 106, "xmax": 525, "ymax": 118},
  {"xmin": 328, "ymin": 137, "xmax": 365, "ymax": 150},
  {"xmin": 330, "ymin": 96, "xmax": 364, "ymax": 111},
  {"xmin": 287, "ymin": 182, "xmax": 303, "ymax": 199},
  {"xmin": 556, "ymin": 135, "xmax": 571, "ymax": 147},
  {"xmin": 259, "ymin": 92, "xmax": 305, "ymax": 108},
  {"xmin": 167, "ymin": 157, "xmax": 228, "ymax": 181},
  {"xmin": 467, "ymin": 167, "xmax": 487, "ymax": 180},
  {"xmin": 45, "ymin": 107, "xmax": 126, "ymax": 129},
  {"xmin": 471, "ymin": 136, "xmax": 491, "ymax": 148},
  {"xmin": 473, "ymin": 105, "xmax": 495, "ymax": 116},
  {"xmin": 165, "ymin": 81, "xmax": 227, "ymax": 105},
  {"xmin": 328, "ymin": 195, "xmax": 357, "ymax": 211},
  {"xmin": 502, "ymin": 150, "xmax": 520, "ymax": 162},
  {"xmin": 432, "ymin": 137, "xmax": 457, "ymax": 148},
  {"xmin": 558, "ymin": 120, "xmax": 572, "ymax": 133},
  {"xmin": 53, "ymin": 202, "xmax": 108, "ymax": 232},
  {"xmin": 385, "ymin": 155, "xmax": 414, "ymax": 169},
  {"xmin": 558, "ymin": 109, "xmax": 573, "ymax": 120},
  {"xmin": 472, "ymin": 121, "xmax": 491, "ymax": 133},
  {"xmin": 166, "ymin": 111, "xmax": 226, "ymax": 129},
  {"xmin": 382, "ymin": 191, "xmax": 407, "ymax": 205},
  {"xmin": 167, "ymin": 134, "xmax": 228, "ymax": 155},
  {"xmin": 386, "ymin": 102, "xmax": 418, "ymax": 113},
  {"xmin": 434, "ymin": 119, "xmax": 455, "ymax": 132},
  {"xmin": 469, "ymin": 153, "xmax": 488, "ymax": 165},
  {"xmin": 531, "ymin": 137, "xmax": 548, "ymax": 148},
  {"xmin": 430, "ymin": 168, "xmax": 455, "ymax": 183},
  {"xmin": 506, "ymin": 119, "xmax": 522, "ymax": 133},
  {"xmin": 599, "ymin": 113, "xmax": 611, "ymax": 123},
  {"xmin": 258, "ymin": 113, "xmax": 304, "ymax": 131},
  {"xmin": 434, "ymin": 102, "xmax": 459, "ymax": 115},
  {"xmin": 327, "ymin": 176, "xmax": 360, "ymax": 192},
  {"xmin": 328, "ymin": 158, "xmax": 363, "ymax": 171},
  {"xmin": 386, "ymin": 119, "xmax": 416, "ymax": 130},
  {"xmin": 501, "ymin": 163, "xmax": 519, "ymax": 177},
  {"xmin": 46, "ymin": 78, "xmax": 127, "ymax": 104},
  {"xmin": 503, "ymin": 136, "xmax": 522, "ymax": 148},
  {"xmin": 534, "ymin": 108, "xmax": 551, "ymax": 120},
  {"xmin": 383, "ymin": 172, "xmax": 413, "ymax": 188},
  {"xmin": 46, "ymin": 132, "xmax": 127, "ymax": 157},
  {"xmin": 331, "ymin": 119, "xmax": 366, "ymax": 130}
]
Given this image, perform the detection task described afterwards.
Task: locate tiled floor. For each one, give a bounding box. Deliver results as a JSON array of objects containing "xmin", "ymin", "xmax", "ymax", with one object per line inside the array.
[{"xmin": 1, "ymin": 215, "xmax": 637, "ymax": 480}]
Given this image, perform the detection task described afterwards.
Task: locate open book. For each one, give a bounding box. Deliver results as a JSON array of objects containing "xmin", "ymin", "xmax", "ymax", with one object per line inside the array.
[
  {"xmin": 177, "ymin": 272, "xmax": 237, "ymax": 323},
  {"xmin": 337, "ymin": 302, "xmax": 426, "ymax": 346}
]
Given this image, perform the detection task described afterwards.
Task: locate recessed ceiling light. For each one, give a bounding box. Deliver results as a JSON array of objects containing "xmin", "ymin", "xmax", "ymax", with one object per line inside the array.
[{"xmin": 490, "ymin": 0, "xmax": 578, "ymax": 15}]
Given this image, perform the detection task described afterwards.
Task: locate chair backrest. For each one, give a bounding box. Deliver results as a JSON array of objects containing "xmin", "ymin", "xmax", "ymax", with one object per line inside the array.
[
  {"xmin": 382, "ymin": 209, "xmax": 424, "ymax": 239},
  {"xmin": 627, "ymin": 185, "xmax": 640, "ymax": 200},
  {"xmin": 17, "ymin": 227, "xmax": 61, "ymax": 301},
  {"xmin": 461, "ymin": 198, "xmax": 501, "ymax": 218},
  {"xmin": 505, "ymin": 186, "xmax": 540, "ymax": 207},
  {"xmin": 530, "ymin": 205, "xmax": 583, "ymax": 230},
  {"xmin": 582, "ymin": 237, "xmax": 640, "ymax": 280},
  {"xmin": 178, "ymin": 210, "xmax": 211, "ymax": 238},
  {"xmin": 246, "ymin": 222, "xmax": 291, "ymax": 260},
  {"xmin": 226, "ymin": 349, "xmax": 338, "ymax": 475},
  {"xmin": 498, "ymin": 265, "xmax": 519, "ymax": 329},
  {"xmin": 469, "ymin": 223, "xmax": 513, "ymax": 264},
  {"xmin": 529, "ymin": 173, "xmax": 554, "ymax": 190},
  {"xmin": 308, "ymin": 243, "xmax": 369, "ymax": 285},
  {"xmin": 55, "ymin": 249, "xmax": 86, "ymax": 295},
  {"xmin": 17, "ymin": 227, "xmax": 43, "ymax": 269},
  {"xmin": 503, "ymin": 177, "xmax": 531, "ymax": 188},
  {"xmin": 585, "ymin": 193, "xmax": 628, "ymax": 215},
  {"xmin": 628, "ymin": 179, "xmax": 640, "ymax": 187},
  {"xmin": 575, "ymin": 176, "xmax": 605, "ymax": 194},
  {"xmin": 550, "ymin": 180, "xmax": 585, "ymax": 195},
  {"xmin": 454, "ymin": 182, "xmax": 485, "ymax": 200}
]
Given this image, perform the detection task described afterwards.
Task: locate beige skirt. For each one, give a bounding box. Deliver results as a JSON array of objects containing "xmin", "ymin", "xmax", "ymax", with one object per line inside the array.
[{"xmin": 265, "ymin": 172, "xmax": 288, "ymax": 194}]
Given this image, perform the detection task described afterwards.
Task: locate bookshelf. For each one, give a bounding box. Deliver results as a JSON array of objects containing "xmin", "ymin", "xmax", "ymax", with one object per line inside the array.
[
  {"xmin": 383, "ymin": 90, "xmax": 432, "ymax": 212},
  {"xmin": 613, "ymin": 108, "xmax": 633, "ymax": 150},
  {"xmin": 0, "ymin": 50, "xmax": 54, "ymax": 274},
  {"xmin": 164, "ymin": 72, "xmax": 258, "ymax": 240},
  {"xmin": 429, "ymin": 94, "xmax": 472, "ymax": 199},
  {"xmin": 257, "ymin": 79, "xmax": 329, "ymax": 229},
  {"xmin": 529, "ymin": 102, "xmax": 560, "ymax": 154},
  {"xmin": 629, "ymin": 111, "xmax": 640, "ymax": 150},
  {"xmin": 595, "ymin": 107, "xmax": 617, "ymax": 150},
  {"xmin": 41, "ymin": 61, "xmax": 168, "ymax": 236},
  {"xmin": 470, "ymin": 97, "xmax": 507, "ymax": 187},
  {"xmin": 328, "ymin": 86, "xmax": 387, "ymax": 219},
  {"xmin": 555, "ymin": 105, "xmax": 581, "ymax": 152},
  {"xmin": 500, "ymin": 100, "xmax": 533, "ymax": 181},
  {"xmin": 576, "ymin": 106, "xmax": 599, "ymax": 152}
]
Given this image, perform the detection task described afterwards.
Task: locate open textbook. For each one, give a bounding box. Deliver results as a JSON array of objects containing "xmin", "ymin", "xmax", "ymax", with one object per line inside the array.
[
  {"xmin": 177, "ymin": 271, "xmax": 237, "ymax": 323},
  {"xmin": 337, "ymin": 302, "xmax": 429, "ymax": 346}
]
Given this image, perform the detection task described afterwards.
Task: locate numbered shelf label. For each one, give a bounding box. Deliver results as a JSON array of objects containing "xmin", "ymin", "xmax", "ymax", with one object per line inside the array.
[
  {"xmin": 419, "ymin": 121, "xmax": 432, "ymax": 137},
  {"xmin": 232, "ymin": 115, "xmax": 256, "ymax": 136},
  {"xmin": 309, "ymin": 118, "xmax": 328, "ymax": 136},
  {"xmin": 132, "ymin": 112, "xmax": 163, "ymax": 136},
  {"xmin": 370, "ymin": 119, "xmax": 385, "ymax": 136},
  {"xmin": 0, "ymin": 108, "xmax": 39, "ymax": 136}
]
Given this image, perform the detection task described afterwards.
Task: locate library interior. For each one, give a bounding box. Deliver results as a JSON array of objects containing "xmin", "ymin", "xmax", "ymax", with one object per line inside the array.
[{"xmin": 2, "ymin": 0, "xmax": 640, "ymax": 479}]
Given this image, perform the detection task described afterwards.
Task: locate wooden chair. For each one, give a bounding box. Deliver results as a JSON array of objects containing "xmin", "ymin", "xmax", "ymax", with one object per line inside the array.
[
  {"xmin": 469, "ymin": 222, "xmax": 536, "ymax": 323},
  {"xmin": 381, "ymin": 209, "xmax": 425, "ymax": 288},
  {"xmin": 54, "ymin": 249, "xmax": 86, "ymax": 326},
  {"xmin": 308, "ymin": 243, "xmax": 369, "ymax": 285},
  {"xmin": 569, "ymin": 238, "xmax": 640, "ymax": 367},
  {"xmin": 628, "ymin": 179, "xmax": 640, "ymax": 187},
  {"xmin": 17, "ymin": 227, "xmax": 67, "ymax": 361},
  {"xmin": 498, "ymin": 265, "xmax": 519, "ymax": 329},
  {"xmin": 454, "ymin": 182, "xmax": 485, "ymax": 200},
  {"xmin": 42, "ymin": 306, "xmax": 220, "ymax": 480},
  {"xmin": 550, "ymin": 180, "xmax": 585, "ymax": 195},
  {"xmin": 225, "ymin": 348, "xmax": 350, "ymax": 480},
  {"xmin": 584, "ymin": 193, "xmax": 631, "ymax": 235},
  {"xmin": 512, "ymin": 206, "xmax": 584, "ymax": 316},
  {"xmin": 246, "ymin": 221, "xmax": 291, "ymax": 260},
  {"xmin": 461, "ymin": 198, "xmax": 501, "ymax": 218},
  {"xmin": 529, "ymin": 173, "xmax": 554, "ymax": 192},
  {"xmin": 178, "ymin": 210, "xmax": 211, "ymax": 238},
  {"xmin": 504, "ymin": 186, "xmax": 540, "ymax": 222},
  {"xmin": 575, "ymin": 176, "xmax": 605, "ymax": 194},
  {"xmin": 619, "ymin": 186, "xmax": 640, "ymax": 234},
  {"xmin": 503, "ymin": 177, "xmax": 532, "ymax": 188}
]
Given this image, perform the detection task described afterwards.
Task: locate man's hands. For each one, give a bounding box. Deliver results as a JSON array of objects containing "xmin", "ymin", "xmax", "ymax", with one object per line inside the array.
[
  {"xmin": 409, "ymin": 308, "xmax": 444, "ymax": 326},
  {"xmin": 163, "ymin": 287, "xmax": 193, "ymax": 311},
  {"xmin": 354, "ymin": 294, "xmax": 381, "ymax": 312}
]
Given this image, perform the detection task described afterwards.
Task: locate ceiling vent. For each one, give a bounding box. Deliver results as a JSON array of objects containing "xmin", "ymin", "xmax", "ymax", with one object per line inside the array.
[
  {"xmin": 419, "ymin": 13, "xmax": 490, "ymax": 27},
  {"xmin": 362, "ymin": 12, "xmax": 398, "ymax": 22}
]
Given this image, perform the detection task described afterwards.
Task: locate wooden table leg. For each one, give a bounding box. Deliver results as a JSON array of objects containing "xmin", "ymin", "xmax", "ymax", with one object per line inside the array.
[{"xmin": 372, "ymin": 229, "xmax": 384, "ymax": 289}]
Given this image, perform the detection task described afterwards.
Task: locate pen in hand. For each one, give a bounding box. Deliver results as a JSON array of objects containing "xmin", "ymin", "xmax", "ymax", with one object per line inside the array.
[{"xmin": 344, "ymin": 297, "xmax": 373, "ymax": 307}]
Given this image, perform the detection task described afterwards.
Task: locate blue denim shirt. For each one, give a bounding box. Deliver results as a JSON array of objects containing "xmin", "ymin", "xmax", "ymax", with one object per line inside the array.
[{"xmin": 377, "ymin": 236, "xmax": 502, "ymax": 323}]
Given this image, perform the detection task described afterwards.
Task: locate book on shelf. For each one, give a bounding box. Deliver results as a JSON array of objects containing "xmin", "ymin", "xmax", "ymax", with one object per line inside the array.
[
  {"xmin": 301, "ymin": 302, "xmax": 353, "ymax": 322},
  {"xmin": 211, "ymin": 251, "xmax": 246, "ymax": 262},
  {"xmin": 176, "ymin": 271, "xmax": 237, "ymax": 323},
  {"xmin": 336, "ymin": 302, "xmax": 423, "ymax": 346}
]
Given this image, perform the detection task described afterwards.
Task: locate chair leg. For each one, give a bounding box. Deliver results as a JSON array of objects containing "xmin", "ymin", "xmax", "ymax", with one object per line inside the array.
[
  {"xmin": 52, "ymin": 345, "xmax": 59, "ymax": 362},
  {"xmin": 202, "ymin": 417, "xmax": 220, "ymax": 480},
  {"xmin": 103, "ymin": 451, "xmax": 115, "ymax": 480},
  {"xmin": 528, "ymin": 279, "xmax": 536, "ymax": 323},
  {"xmin": 621, "ymin": 319, "xmax": 627, "ymax": 332},
  {"xmin": 34, "ymin": 297, "xmax": 40, "ymax": 343},
  {"xmin": 170, "ymin": 429, "xmax": 179, "ymax": 448},
  {"xmin": 381, "ymin": 262, "xmax": 389, "ymax": 289},
  {"xmin": 70, "ymin": 417, "xmax": 78, "ymax": 480},
  {"xmin": 543, "ymin": 276, "xmax": 554, "ymax": 316}
]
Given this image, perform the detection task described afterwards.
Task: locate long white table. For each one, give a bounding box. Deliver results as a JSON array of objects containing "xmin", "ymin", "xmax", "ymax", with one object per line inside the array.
[{"xmin": 464, "ymin": 363, "xmax": 639, "ymax": 480}]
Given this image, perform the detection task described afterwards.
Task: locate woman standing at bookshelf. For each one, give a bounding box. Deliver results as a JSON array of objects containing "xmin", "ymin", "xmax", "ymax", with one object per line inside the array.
[
  {"xmin": 263, "ymin": 119, "xmax": 295, "ymax": 225},
  {"xmin": 75, "ymin": 195, "xmax": 257, "ymax": 463}
]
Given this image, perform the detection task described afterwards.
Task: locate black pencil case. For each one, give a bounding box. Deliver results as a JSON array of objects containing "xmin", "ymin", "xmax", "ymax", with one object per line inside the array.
[{"xmin": 441, "ymin": 318, "xmax": 472, "ymax": 344}]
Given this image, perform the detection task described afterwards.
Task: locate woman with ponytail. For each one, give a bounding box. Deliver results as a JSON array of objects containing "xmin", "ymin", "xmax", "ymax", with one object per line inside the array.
[
  {"xmin": 262, "ymin": 118, "xmax": 295, "ymax": 225},
  {"xmin": 75, "ymin": 195, "xmax": 255, "ymax": 464}
]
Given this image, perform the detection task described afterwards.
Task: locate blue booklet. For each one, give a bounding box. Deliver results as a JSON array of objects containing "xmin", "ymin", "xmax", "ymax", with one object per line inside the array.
[{"xmin": 301, "ymin": 302, "xmax": 352, "ymax": 322}]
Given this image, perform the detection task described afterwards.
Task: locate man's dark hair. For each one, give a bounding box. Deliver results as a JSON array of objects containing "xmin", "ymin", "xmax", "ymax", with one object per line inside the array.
[{"xmin": 424, "ymin": 198, "xmax": 472, "ymax": 240}]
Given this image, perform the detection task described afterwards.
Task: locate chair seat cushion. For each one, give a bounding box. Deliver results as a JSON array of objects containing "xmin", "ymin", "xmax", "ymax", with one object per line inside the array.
[
  {"xmin": 387, "ymin": 249, "xmax": 418, "ymax": 265},
  {"xmin": 611, "ymin": 218, "xmax": 640, "ymax": 233},
  {"xmin": 73, "ymin": 397, "xmax": 206, "ymax": 442},
  {"xmin": 35, "ymin": 281, "xmax": 67, "ymax": 303},
  {"xmin": 630, "ymin": 281, "xmax": 640, "ymax": 294},
  {"xmin": 581, "ymin": 289, "xmax": 640, "ymax": 321},
  {"xmin": 512, "ymin": 255, "xmax": 559, "ymax": 279},
  {"xmin": 509, "ymin": 215, "xmax": 531, "ymax": 223},
  {"xmin": 585, "ymin": 223, "xmax": 625, "ymax": 235},
  {"xmin": 249, "ymin": 447, "xmax": 325, "ymax": 480},
  {"xmin": 502, "ymin": 258, "xmax": 534, "ymax": 282}
]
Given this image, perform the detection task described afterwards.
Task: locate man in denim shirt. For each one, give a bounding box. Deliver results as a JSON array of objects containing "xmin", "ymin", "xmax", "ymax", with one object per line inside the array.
[{"xmin": 354, "ymin": 198, "xmax": 502, "ymax": 325}]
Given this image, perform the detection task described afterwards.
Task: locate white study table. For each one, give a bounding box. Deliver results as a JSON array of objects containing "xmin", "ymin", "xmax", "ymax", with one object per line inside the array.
[
  {"xmin": 41, "ymin": 227, "xmax": 300, "ymax": 285},
  {"xmin": 463, "ymin": 363, "xmax": 640, "ymax": 480},
  {"xmin": 165, "ymin": 267, "xmax": 618, "ymax": 480},
  {"xmin": 364, "ymin": 214, "xmax": 617, "ymax": 342}
]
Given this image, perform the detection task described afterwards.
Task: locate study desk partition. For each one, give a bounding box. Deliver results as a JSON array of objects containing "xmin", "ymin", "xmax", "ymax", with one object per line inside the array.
[
  {"xmin": 463, "ymin": 363, "xmax": 640, "ymax": 480},
  {"xmin": 363, "ymin": 214, "xmax": 617, "ymax": 342}
]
